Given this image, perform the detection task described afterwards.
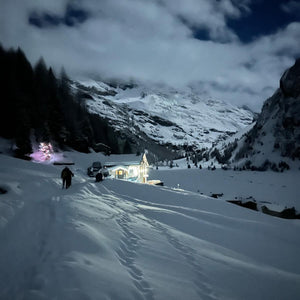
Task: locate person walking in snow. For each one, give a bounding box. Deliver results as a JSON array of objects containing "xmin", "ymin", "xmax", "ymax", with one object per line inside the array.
[
  {"xmin": 95, "ymin": 171, "xmax": 103, "ymax": 182},
  {"xmin": 61, "ymin": 166, "xmax": 74, "ymax": 189}
]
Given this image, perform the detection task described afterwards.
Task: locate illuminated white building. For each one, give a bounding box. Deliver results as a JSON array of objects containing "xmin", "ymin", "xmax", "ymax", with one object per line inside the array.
[{"xmin": 104, "ymin": 153, "xmax": 149, "ymax": 183}]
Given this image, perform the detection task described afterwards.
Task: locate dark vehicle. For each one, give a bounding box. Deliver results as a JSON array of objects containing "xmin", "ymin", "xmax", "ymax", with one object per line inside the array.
[{"xmin": 87, "ymin": 161, "xmax": 102, "ymax": 177}]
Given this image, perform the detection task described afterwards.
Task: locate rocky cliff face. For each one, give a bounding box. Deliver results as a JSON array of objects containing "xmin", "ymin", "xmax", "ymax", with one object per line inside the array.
[
  {"xmin": 227, "ymin": 58, "xmax": 300, "ymax": 169},
  {"xmin": 280, "ymin": 58, "xmax": 300, "ymax": 98}
]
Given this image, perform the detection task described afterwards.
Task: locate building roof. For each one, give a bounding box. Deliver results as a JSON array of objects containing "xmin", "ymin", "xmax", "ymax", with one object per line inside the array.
[
  {"xmin": 104, "ymin": 161, "xmax": 140, "ymax": 167},
  {"xmin": 103, "ymin": 153, "xmax": 145, "ymax": 167}
]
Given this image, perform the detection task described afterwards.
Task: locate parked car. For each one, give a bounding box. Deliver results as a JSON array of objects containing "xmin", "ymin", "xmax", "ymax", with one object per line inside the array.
[{"xmin": 87, "ymin": 161, "xmax": 102, "ymax": 177}]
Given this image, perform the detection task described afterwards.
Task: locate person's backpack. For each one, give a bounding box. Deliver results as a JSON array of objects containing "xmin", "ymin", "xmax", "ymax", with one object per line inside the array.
[
  {"xmin": 95, "ymin": 172, "xmax": 103, "ymax": 182},
  {"xmin": 61, "ymin": 168, "xmax": 68, "ymax": 178}
]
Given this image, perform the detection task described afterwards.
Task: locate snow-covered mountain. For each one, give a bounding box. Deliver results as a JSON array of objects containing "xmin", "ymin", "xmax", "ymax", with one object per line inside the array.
[
  {"xmin": 72, "ymin": 80, "xmax": 254, "ymax": 150},
  {"xmin": 205, "ymin": 58, "xmax": 300, "ymax": 171}
]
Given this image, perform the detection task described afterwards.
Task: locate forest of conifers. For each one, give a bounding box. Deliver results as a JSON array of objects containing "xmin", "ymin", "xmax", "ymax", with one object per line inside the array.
[{"xmin": 0, "ymin": 45, "xmax": 124, "ymax": 157}]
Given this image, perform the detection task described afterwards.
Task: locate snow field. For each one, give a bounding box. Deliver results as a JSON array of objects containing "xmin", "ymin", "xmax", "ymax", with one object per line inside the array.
[
  {"xmin": 0, "ymin": 152, "xmax": 300, "ymax": 300},
  {"xmin": 150, "ymin": 167, "xmax": 300, "ymax": 210}
]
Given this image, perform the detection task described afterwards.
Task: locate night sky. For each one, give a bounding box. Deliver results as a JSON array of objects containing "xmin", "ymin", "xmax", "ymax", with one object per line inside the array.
[
  {"xmin": 228, "ymin": 0, "xmax": 300, "ymax": 42},
  {"xmin": 1, "ymin": 0, "xmax": 300, "ymax": 110}
]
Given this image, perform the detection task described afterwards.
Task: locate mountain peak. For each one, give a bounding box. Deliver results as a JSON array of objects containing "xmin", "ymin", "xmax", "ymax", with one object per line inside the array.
[
  {"xmin": 280, "ymin": 58, "xmax": 300, "ymax": 98},
  {"xmin": 214, "ymin": 58, "xmax": 300, "ymax": 171},
  {"xmin": 74, "ymin": 79, "xmax": 255, "ymax": 152}
]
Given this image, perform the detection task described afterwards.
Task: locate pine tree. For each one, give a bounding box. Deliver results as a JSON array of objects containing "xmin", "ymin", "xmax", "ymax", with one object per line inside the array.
[{"xmin": 123, "ymin": 140, "xmax": 132, "ymax": 154}]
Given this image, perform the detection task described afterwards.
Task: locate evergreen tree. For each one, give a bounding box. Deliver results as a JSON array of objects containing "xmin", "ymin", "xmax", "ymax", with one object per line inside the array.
[
  {"xmin": 0, "ymin": 45, "xmax": 124, "ymax": 156},
  {"xmin": 123, "ymin": 140, "xmax": 132, "ymax": 154},
  {"xmin": 46, "ymin": 67, "xmax": 65, "ymax": 146},
  {"xmin": 33, "ymin": 57, "xmax": 50, "ymax": 141}
]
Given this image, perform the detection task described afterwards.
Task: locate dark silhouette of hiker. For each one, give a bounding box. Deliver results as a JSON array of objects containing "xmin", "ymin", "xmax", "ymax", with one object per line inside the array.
[
  {"xmin": 95, "ymin": 171, "xmax": 103, "ymax": 182},
  {"xmin": 61, "ymin": 167, "xmax": 74, "ymax": 189}
]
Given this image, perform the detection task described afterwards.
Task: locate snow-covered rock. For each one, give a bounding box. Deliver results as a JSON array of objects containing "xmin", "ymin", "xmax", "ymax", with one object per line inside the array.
[
  {"xmin": 209, "ymin": 59, "xmax": 300, "ymax": 170},
  {"xmin": 72, "ymin": 80, "xmax": 254, "ymax": 150},
  {"xmin": 280, "ymin": 58, "xmax": 300, "ymax": 98}
]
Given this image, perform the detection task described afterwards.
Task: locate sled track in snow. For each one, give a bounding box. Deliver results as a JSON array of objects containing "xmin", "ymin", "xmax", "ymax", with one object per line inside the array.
[
  {"xmin": 98, "ymin": 184, "xmax": 155, "ymax": 300},
  {"xmin": 148, "ymin": 219, "xmax": 218, "ymax": 300},
  {"xmin": 78, "ymin": 184, "xmax": 123, "ymax": 222},
  {"xmin": 0, "ymin": 195, "xmax": 64, "ymax": 300},
  {"xmin": 116, "ymin": 214, "xmax": 154, "ymax": 300},
  {"xmin": 101, "ymin": 184, "xmax": 218, "ymax": 300}
]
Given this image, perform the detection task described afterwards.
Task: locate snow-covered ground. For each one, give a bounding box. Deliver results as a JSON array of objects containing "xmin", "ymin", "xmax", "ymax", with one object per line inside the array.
[
  {"xmin": 150, "ymin": 167, "xmax": 300, "ymax": 211},
  {"xmin": 0, "ymin": 150, "xmax": 300, "ymax": 300}
]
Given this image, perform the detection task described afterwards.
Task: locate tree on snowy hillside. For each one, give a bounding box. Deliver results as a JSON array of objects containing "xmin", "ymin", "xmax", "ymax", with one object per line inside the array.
[
  {"xmin": 0, "ymin": 45, "xmax": 125, "ymax": 156},
  {"xmin": 0, "ymin": 46, "xmax": 33, "ymax": 156}
]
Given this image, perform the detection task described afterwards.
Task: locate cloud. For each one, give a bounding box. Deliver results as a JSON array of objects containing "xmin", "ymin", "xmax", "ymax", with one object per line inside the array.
[
  {"xmin": 156, "ymin": 0, "xmax": 245, "ymax": 42},
  {"xmin": 0, "ymin": 0, "xmax": 299, "ymax": 111},
  {"xmin": 28, "ymin": 3, "xmax": 89, "ymax": 28},
  {"xmin": 281, "ymin": 1, "xmax": 300, "ymax": 15}
]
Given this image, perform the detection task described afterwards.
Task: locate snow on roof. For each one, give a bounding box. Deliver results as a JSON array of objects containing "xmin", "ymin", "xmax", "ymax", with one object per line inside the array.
[
  {"xmin": 103, "ymin": 154, "xmax": 144, "ymax": 166},
  {"xmin": 104, "ymin": 161, "xmax": 140, "ymax": 167}
]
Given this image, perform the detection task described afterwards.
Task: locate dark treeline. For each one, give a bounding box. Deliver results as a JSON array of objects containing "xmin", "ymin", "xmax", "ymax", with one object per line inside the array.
[{"xmin": 0, "ymin": 45, "xmax": 121, "ymax": 157}]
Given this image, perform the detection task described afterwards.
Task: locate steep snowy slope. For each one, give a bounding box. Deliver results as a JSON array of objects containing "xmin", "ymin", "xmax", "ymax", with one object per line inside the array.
[
  {"xmin": 72, "ymin": 80, "xmax": 254, "ymax": 149},
  {"xmin": 205, "ymin": 58, "xmax": 300, "ymax": 170},
  {"xmin": 0, "ymin": 151, "xmax": 300, "ymax": 300}
]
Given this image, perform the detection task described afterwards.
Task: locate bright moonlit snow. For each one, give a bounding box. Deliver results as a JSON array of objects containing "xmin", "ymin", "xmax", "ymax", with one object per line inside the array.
[{"xmin": 0, "ymin": 149, "xmax": 299, "ymax": 300}]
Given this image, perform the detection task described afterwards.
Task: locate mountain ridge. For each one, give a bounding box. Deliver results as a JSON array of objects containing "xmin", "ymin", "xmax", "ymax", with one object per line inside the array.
[{"xmin": 73, "ymin": 79, "xmax": 255, "ymax": 151}]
